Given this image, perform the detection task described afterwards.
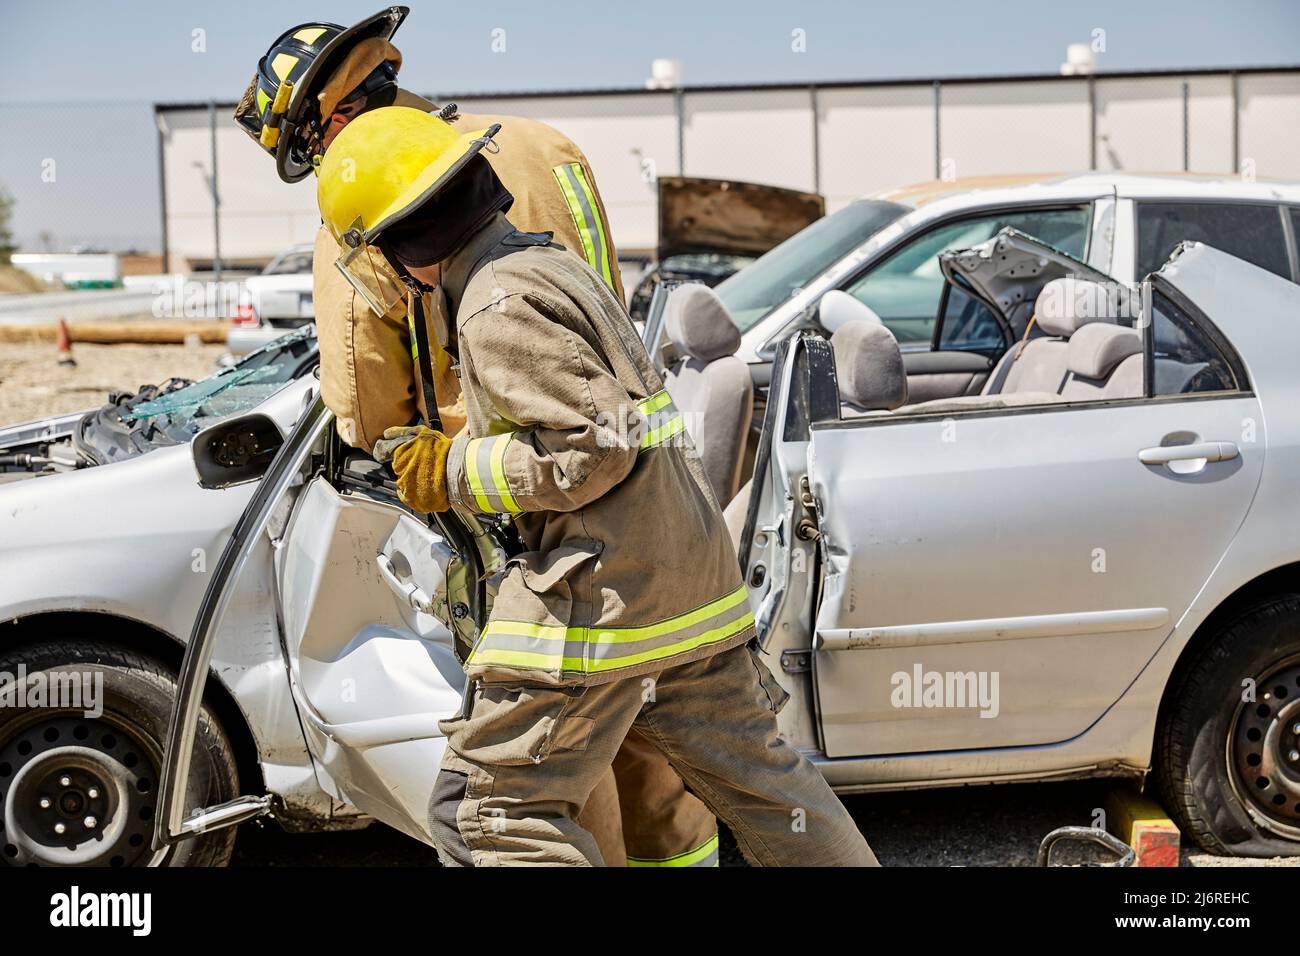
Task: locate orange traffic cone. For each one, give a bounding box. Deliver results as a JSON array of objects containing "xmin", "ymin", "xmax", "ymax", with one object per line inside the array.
[{"xmin": 56, "ymin": 318, "xmax": 77, "ymax": 367}]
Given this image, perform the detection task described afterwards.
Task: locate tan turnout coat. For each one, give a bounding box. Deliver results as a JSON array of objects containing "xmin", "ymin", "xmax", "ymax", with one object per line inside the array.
[{"xmin": 440, "ymin": 215, "xmax": 754, "ymax": 688}]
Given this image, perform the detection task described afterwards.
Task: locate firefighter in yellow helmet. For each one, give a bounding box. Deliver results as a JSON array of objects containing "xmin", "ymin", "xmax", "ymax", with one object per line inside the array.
[
  {"xmin": 317, "ymin": 106, "xmax": 880, "ymax": 867},
  {"xmin": 237, "ymin": 7, "xmax": 719, "ymax": 867}
]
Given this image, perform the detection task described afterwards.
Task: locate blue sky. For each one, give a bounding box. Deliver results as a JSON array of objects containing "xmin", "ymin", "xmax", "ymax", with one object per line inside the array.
[
  {"xmin": 3, "ymin": 0, "xmax": 1299, "ymax": 102},
  {"xmin": 1, "ymin": 0, "xmax": 1298, "ymax": 251}
]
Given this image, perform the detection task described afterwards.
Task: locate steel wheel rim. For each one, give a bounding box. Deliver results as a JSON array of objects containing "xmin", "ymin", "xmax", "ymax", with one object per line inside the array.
[
  {"xmin": 1227, "ymin": 654, "xmax": 1300, "ymax": 840},
  {"xmin": 1, "ymin": 712, "xmax": 167, "ymax": 866}
]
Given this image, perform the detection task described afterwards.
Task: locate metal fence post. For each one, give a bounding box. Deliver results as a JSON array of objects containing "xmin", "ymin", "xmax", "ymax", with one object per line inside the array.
[
  {"xmin": 155, "ymin": 109, "xmax": 169, "ymax": 274},
  {"xmin": 933, "ymin": 80, "xmax": 942, "ymax": 180},
  {"xmin": 810, "ymin": 84, "xmax": 821, "ymax": 194},
  {"xmin": 675, "ymin": 87, "xmax": 686, "ymax": 176},
  {"xmin": 209, "ymin": 100, "xmax": 222, "ymax": 282},
  {"xmin": 1088, "ymin": 75, "xmax": 1097, "ymax": 170},
  {"xmin": 1231, "ymin": 71, "xmax": 1240, "ymax": 176},
  {"xmin": 1182, "ymin": 80, "xmax": 1190, "ymax": 172}
]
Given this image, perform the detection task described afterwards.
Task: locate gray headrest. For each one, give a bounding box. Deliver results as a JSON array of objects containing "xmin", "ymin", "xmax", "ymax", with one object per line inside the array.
[
  {"xmin": 819, "ymin": 290, "xmax": 884, "ymax": 333},
  {"xmin": 664, "ymin": 284, "xmax": 742, "ymax": 362},
  {"xmin": 1036, "ymin": 277, "xmax": 1120, "ymax": 337},
  {"xmin": 1067, "ymin": 323, "xmax": 1143, "ymax": 379},
  {"xmin": 830, "ymin": 320, "xmax": 908, "ymax": 411}
]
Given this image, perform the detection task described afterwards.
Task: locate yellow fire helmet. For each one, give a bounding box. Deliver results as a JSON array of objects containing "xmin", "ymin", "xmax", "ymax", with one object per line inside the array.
[{"xmin": 317, "ymin": 106, "xmax": 500, "ymax": 315}]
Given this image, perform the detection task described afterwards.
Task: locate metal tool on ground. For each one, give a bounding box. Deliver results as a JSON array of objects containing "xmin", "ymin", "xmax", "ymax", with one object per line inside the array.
[{"xmin": 1037, "ymin": 825, "xmax": 1136, "ymax": 867}]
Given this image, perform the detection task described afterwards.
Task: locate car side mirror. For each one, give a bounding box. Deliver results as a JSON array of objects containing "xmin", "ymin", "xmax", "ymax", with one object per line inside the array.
[{"xmin": 190, "ymin": 413, "xmax": 285, "ymax": 489}]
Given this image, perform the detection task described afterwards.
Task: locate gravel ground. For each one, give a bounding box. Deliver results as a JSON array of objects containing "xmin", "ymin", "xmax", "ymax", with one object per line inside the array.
[
  {"xmin": 0, "ymin": 341, "xmax": 227, "ymax": 426},
  {"xmin": 231, "ymin": 779, "xmax": 1300, "ymax": 867}
]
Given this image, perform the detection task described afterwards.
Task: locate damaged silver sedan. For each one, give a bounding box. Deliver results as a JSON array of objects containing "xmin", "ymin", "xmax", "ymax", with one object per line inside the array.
[
  {"xmin": 154, "ymin": 232, "xmax": 1300, "ymax": 863},
  {"xmin": 737, "ymin": 232, "xmax": 1300, "ymax": 857}
]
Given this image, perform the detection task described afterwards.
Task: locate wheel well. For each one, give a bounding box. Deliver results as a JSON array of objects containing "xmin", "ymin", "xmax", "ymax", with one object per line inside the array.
[
  {"xmin": 0, "ymin": 610, "xmax": 265, "ymax": 795},
  {"xmin": 1156, "ymin": 561, "xmax": 1300, "ymax": 734}
]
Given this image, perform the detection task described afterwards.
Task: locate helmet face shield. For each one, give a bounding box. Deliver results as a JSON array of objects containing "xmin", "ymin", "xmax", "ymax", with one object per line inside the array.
[
  {"xmin": 233, "ymin": 74, "xmax": 263, "ymax": 145},
  {"xmin": 335, "ymin": 232, "xmax": 406, "ymax": 318}
]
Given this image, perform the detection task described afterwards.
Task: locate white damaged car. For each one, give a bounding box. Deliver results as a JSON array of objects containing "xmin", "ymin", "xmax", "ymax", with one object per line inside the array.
[
  {"xmin": 0, "ymin": 330, "xmax": 330, "ymax": 866},
  {"xmin": 5, "ymin": 231, "xmax": 1300, "ymax": 866},
  {"xmin": 152, "ymin": 234, "xmax": 1300, "ymax": 863}
]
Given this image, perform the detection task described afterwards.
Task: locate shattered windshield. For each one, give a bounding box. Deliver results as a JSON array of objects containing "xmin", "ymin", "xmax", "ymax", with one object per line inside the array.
[
  {"xmin": 73, "ymin": 328, "xmax": 320, "ymax": 466},
  {"xmin": 123, "ymin": 364, "xmax": 289, "ymax": 422}
]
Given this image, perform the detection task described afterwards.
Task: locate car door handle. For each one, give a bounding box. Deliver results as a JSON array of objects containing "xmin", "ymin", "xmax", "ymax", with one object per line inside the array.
[
  {"xmin": 376, "ymin": 551, "xmax": 437, "ymax": 615},
  {"xmin": 1138, "ymin": 441, "xmax": 1239, "ymax": 465}
]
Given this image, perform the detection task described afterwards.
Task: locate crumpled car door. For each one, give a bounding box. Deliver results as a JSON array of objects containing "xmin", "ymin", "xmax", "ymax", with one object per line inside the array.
[
  {"xmin": 272, "ymin": 472, "xmax": 465, "ymax": 843},
  {"xmin": 155, "ymin": 398, "xmax": 475, "ymax": 851},
  {"xmin": 156, "ymin": 397, "xmax": 333, "ymax": 849}
]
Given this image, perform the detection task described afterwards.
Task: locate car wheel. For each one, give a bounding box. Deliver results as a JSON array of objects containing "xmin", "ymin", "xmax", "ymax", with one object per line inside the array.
[
  {"xmin": 0, "ymin": 640, "xmax": 239, "ymax": 867},
  {"xmin": 1156, "ymin": 594, "xmax": 1300, "ymax": 856}
]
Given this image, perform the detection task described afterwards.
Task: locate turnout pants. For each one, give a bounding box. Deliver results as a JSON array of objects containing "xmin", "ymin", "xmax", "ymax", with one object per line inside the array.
[
  {"xmin": 430, "ymin": 642, "xmax": 878, "ymax": 867},
  {"xmin": 573, "ymin": 738, "xmax": 720, "ymax": 867}
]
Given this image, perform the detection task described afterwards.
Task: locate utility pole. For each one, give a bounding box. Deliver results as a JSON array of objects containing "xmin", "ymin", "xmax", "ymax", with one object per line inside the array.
[
  {"xmin": 208, "ymin": 101, "xmax": 222, "ymax": 282},
  {"xmin": 1181, "ymin": 81, "xmax": 1190, "ymax": 173}
]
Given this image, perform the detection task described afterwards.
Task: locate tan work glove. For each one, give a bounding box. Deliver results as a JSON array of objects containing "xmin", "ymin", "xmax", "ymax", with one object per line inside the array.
[{"xmin": 376, "ymin": 425, "xmax": 452, "ymax": 513}]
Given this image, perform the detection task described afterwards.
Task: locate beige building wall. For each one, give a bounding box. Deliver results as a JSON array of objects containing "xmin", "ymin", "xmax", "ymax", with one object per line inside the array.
[
  {"xmin": 939, "ymin": 81, "xmax": 1092, "ymax": 178},
  {"xmin": 451, "ymin": 92, "xmax": 679, "ymax": 256},
  {"xmin": 158, "ymin": 69, "xmax": 1300, "ymax": 267},
  {"xmin": 816, "ymin": 85, "xmax": 935, "ymax": 212},
  {"xmin": 1238, "ymin": 73, "xmax": 1300, "ymax": 181}
]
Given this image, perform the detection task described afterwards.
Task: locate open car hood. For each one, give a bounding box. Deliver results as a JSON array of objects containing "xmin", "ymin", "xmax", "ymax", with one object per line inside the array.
[
  {"xmin": 939, "ymin": 227, "xmax": 1127, "ymax": 332},
  {"xmin": 657, "ymin": 177, "xmax": 825, "ymax": 260}
]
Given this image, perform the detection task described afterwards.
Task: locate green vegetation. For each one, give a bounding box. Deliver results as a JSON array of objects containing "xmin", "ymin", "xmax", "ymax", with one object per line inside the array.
[{"xmin": 0, "ymin": 186, "xmax": 15, "ymax": 265}]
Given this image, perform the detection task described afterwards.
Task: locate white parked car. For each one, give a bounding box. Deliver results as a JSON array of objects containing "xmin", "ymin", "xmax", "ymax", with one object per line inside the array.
[
  {"xmin": 227, "ymin": 243, "xmax": 316, "ymax": 358},
  {"xmin": 0, "ymin": 331, "xmax": 324, "ymax": 866}
]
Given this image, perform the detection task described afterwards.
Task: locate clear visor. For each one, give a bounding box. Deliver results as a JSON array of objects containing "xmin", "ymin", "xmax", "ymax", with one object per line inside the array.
[{"xmin": 335, "ymin": 240, "xmax": 407, "ymax": 318}]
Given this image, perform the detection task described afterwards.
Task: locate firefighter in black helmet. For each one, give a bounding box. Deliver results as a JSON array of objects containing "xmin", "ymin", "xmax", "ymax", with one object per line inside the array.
[{"xmin": 234, "ymin": 7, "xmax": 406, "ymax": 182}]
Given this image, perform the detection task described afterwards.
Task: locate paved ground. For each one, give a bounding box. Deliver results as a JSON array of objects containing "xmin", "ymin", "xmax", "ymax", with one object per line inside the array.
[
  {"xmin": 0, "ymin": 341, "xmax": 225, "ymax": 426},
  {"xmin": 231, "ymin": 779, "xmax": 1300, "ymax": 867}
]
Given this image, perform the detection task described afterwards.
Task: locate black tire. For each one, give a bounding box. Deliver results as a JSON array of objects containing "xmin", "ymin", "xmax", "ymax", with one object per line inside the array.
[
  {"xmin": 1156, "ymin": 594, "xmax": 1300, "ymax": 857},
  {"xmin": 0, "ymin": 639, "xmax": 239, "ymax": 866}
]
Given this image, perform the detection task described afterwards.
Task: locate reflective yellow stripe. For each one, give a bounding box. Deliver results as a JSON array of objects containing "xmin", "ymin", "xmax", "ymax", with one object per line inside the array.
[
  {"xmin": 552, "ymin": 162, "xmax": 615, "ymax": 291},
  {"xmin": 464, "ymin": 437, "xmax": 494, "ymax": 513},
  {"xmin": 588, "ymin": 584, "xmax": 750, "ymax": 643},
  {"xmin": 552, "ymin": 168, "xmax": 597, "ymax": 274},
  {"xmin": 642, "ymin": 414, "xmax": 686, "ymax": 449},
  {"xmin": 464, "ymin": 434, "xmax": 523, "ymax": 515},
  {"xmin": 469, "ymin": 584, "xmax": 754, "ymax": 675},
  {"xmin": 627, "ymin": 834, "xmax": 720, "ymax": 867},
  {"xmin": 293, "ymin": 27, "xmax": 328, "ymax": 44},
  {"xmin": 637, "ymin": 390, "xmax": 673, "ymax": 415},
  {"xmin": 270, "ymin": 52, "xmax": 299, "ymax": 82},
  {"xmin": 489, "ymin": 432, "xmax": 521, "ymax": 514},
  {"xmin": 470, "ymin": 610, "xmax": 753, "ymax": 674},
  {"xmin": 570, "ymin": 164, "xmax": 614, "ymax": 288},
  {"xmin": 636, "ymin": 389, "xmax": 686, "ymax": 451}
]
